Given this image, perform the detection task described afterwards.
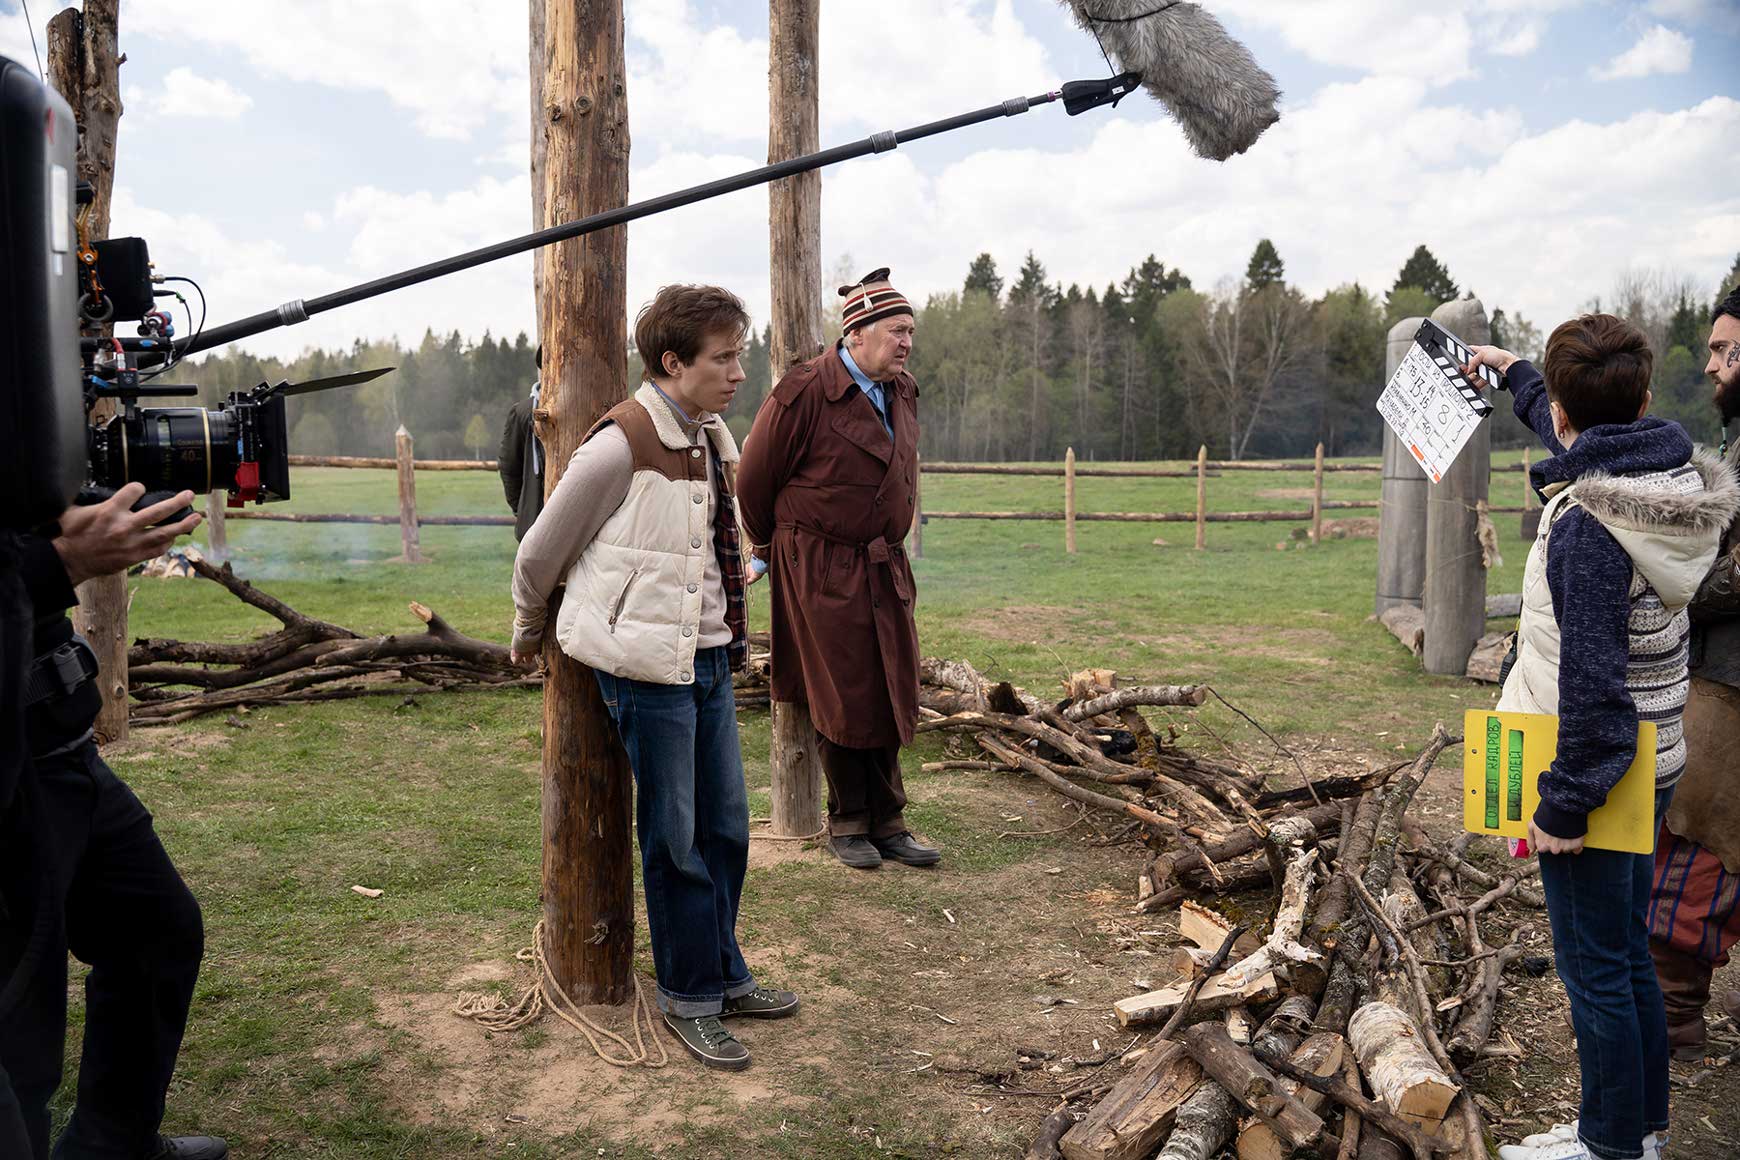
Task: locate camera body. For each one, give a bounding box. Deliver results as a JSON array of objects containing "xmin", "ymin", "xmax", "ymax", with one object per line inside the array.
[{"xmin": 0, "ymin": 55, "xmax": 86, "ymax": 529}]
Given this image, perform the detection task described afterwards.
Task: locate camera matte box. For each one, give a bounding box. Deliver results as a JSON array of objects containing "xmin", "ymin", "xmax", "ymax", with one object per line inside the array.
[{"xmin": 0, "ymin": 54, "xmax": 85, "ymax": 527}]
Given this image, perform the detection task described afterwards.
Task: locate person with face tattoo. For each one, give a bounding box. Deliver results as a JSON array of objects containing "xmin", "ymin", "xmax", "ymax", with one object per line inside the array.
[{"xmin": 1646, "ymin": 284, "xmax": 1740, "ymax": 1063}]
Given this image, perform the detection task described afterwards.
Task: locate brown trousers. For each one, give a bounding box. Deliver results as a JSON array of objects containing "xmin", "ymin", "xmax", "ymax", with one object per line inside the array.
[{"xmin": 816, "ymin": 737, "xmax": 907, "ymax": 839}]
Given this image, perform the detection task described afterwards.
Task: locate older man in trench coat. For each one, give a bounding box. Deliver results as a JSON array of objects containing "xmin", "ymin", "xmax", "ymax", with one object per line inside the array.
[{"xmin": 737, "ymin": 268, "xmax": 939, "ymax": 870}]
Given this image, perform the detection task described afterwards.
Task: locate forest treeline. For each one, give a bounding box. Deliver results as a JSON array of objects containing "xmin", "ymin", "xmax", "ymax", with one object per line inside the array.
[{"xmin": 171, "ymin": 243, "xmax": 1740, "ymax": 462}]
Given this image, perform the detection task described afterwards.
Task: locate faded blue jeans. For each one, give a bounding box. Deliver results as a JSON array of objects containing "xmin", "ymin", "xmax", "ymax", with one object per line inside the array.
[
  {"xmin": 594, "ymin": 647, "xmax": 756, "ymax": 1018},
  {"xmin": 1537, "ymin": 788, "xmax": 1675, "ymax": 1160}
]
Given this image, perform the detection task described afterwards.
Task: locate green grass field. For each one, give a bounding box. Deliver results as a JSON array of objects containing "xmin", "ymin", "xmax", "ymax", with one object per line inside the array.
[{"xmin": 65, "ymin": 456, "xmax": 1556, "ymax": 1158}]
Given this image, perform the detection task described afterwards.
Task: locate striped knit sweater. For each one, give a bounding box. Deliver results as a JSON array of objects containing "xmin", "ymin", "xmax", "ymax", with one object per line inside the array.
[{"xmin": 1496, "ymin": 362, "xmax": 1739, "ymax": 838}]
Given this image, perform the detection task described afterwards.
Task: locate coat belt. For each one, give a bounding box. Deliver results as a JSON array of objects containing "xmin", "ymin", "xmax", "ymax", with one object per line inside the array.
[{"xmin": 777, "ymin": 522, "xmax": 911, "ymax": 601}]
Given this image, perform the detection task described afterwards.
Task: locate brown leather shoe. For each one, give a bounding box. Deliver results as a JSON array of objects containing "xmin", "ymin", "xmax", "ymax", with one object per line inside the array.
[{"xmin": 1650, "ymin": 939, "xmax": 1714, "ymax": 1060}]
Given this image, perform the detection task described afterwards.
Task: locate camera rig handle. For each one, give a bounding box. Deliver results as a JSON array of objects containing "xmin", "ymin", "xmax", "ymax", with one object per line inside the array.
[{"xmin": 165, "ymin": 75, "xmax": 1140, "ymax": 357}]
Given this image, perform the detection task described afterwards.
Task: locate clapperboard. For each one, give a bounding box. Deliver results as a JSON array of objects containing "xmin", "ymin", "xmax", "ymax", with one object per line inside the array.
[{"xmin": 1375, "ymin": 319, "xmax": 1502, "ymax": 483}]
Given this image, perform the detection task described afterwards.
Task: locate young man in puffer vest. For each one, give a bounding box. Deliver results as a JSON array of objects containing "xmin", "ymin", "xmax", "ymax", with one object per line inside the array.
[
  {"xmin": 509, "ymin": 285, "xmax": 798, "ymax": 1070},
  {"xmin": 1463, "ymin": 315, "xmax": 1739, "ymax": 1160}
]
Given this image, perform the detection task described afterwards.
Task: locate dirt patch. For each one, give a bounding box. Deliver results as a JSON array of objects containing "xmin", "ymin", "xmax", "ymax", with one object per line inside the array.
[{"xmin": 747, "ymin": 830, "xmax": 830, "ymax": 870}]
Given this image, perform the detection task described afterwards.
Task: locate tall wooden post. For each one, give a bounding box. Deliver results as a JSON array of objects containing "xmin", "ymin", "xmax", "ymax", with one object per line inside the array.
[
  {"xmin": 1520, "ymin": 446, "xmax": 1540, "ymax": 539},
  {"xmin": 910, "ymin": 452, "xmax": 924, "ymax": 559},
  {"xmin": 49, "ymin": 1, "xmax": 128, "ymax": 745},
  {"xmin": 1194, "ymin": 445, "xmax": 1208, "ymax": 550},
  {"xmin": 1422, "ymin": 298, "xmax": 1492, "ymax": 677},
  {"xmin": 393, "ymin": 425, "xmax": 424, "ymax": 563},
  {"xmin": 1311, "ymin": 442, "xmax": 1326, "ymax": 543},
  {"xmin": 536, "ymin": 0, "xmax": 633, "ymax": 1004},
  {"xmin": 766, "ymin": 0, "xmax": 825, "ymax": 838},
  {"xmin": 1375, "ymin": 317, "xmax": 1428, "ymax": 616},
  {"xmin": 204, "ymin": 490, "xmax": 227, "ymax": 563},
  {"xmin": 528, "ymin": 0, "xmax": 548, "ymax": 322},
  {"xmin": 1064, "ymin": 447, "xmax": 1078, "ymax": 554}
]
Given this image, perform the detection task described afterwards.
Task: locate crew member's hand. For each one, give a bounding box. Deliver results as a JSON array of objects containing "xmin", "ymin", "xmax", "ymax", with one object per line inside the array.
[
  {"xmin": 745, "ymin": 554, "xmax": 768, "ymax": 586},
  {"xmin": 53, "ymin": 484, "xmax": 202, "ymax": 586},
  {"xmin": 1528, "ymin": 819, "xmax": 1585, "ymax": 856},
  {"xmin": 1461, "ymin": 344, "xmax": 1520, "ymax": 386}
]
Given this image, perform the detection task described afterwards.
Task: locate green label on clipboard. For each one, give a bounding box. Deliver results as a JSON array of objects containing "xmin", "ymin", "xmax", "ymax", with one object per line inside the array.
[
  {"xmin": 1483, "ymin": 716, "xmax": 1502, "ymax": 828},
  {"xmin": 1506, "ymin": 730, "xmax": 1525, "ymax": 822}
]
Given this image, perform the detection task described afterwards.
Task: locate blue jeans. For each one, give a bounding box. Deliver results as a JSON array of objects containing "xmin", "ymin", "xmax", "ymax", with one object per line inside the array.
[
  {"xmin": 1538, "ymin": 788, "xmax": 1675, "ymax": 1160},
  {"xmin": 594, "ymin": 647, "xmax": 755, "ymax": 1018}
]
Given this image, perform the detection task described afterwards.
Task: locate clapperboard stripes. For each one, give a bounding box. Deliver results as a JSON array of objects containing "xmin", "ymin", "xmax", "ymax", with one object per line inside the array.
[{"xmin": 1415, "ymin": 318, "xmax": 1497, "ymax": 418}]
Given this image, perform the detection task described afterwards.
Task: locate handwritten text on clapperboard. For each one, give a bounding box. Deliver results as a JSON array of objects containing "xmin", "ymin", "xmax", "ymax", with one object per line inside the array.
[{"xmin": 1375, "ymin": 321, "xmax": 1497, "ymax": 483}]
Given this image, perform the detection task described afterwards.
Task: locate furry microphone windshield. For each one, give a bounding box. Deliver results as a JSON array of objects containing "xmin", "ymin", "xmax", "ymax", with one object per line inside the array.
[{"xmin": 1061, "ymin": 0, "xmax": 1282, "ymax": 161}]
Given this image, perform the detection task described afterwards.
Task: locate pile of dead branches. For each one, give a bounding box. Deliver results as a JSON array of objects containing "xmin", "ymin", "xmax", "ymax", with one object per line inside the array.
[
  {"xmin": 128, "ymin": 559, "xmax": 538, "ymax": 724},
  {"xmin": 986, "ymin": 723, "xmax": 1546, "ymax": 1160}
]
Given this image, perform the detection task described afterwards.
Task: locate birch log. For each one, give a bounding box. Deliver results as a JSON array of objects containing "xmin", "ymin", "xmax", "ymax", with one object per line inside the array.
[
  {"xmin": 1220, "ymin": 846, "xmax": 1321, "ymax": 987},
  {"xmin": 1348, "ymin": 1001, "xmax": 1459, "ymax": 1132}
]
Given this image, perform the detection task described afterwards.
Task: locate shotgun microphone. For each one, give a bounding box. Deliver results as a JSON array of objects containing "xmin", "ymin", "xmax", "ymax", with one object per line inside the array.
[{"xmin": 1061, "ymin": 0, "xmax": 1282, "ymax": 161}]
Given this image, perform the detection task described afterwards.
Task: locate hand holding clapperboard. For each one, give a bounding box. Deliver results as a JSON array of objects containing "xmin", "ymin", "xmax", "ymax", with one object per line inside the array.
[{"xmin": 1373, "ymin": 323, "xmax": 1660, "ymax": 854}]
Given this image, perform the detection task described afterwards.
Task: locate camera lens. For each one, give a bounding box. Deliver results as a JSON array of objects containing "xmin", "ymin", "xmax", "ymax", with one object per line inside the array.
[{"xmin": 89, "ymin": 406, "xmax": 239, "ymax": 496}]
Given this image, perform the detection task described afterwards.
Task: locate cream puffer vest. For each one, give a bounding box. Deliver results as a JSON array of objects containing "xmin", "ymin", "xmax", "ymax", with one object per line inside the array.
[
  {"xmin": 1498, "ymin": 450, "xmax": 1737, "ymax": 784},
  {"xmin": 552, "ymin": 384, "xmax": 740, "ymax": 685}
]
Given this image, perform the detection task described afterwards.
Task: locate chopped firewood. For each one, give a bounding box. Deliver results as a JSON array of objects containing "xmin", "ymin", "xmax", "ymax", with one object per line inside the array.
[
  {"xmin": 1114, "ymin": 971, "xmax": 1279, "ymax": 1028},
  {"xmin": 1224, "ymin": 1006, "xmax": 1255, "ymax": 1046},
  {"xmin": 1347, "ymin": 1001, "xmax": 1460, "ymax": 1132},
  {"xmin": 1379, "ymin": 606, "xmax": 1425, "ymax": 657},
  {"xmin": 1179, "ymin": 1023, "xmax": 1325, "ymax": 1152},
  {"xmin": 1179, "ymin": 901, "xmax": 1262, "ymax": 958},
  {"xmin": 1235, "ymin": 1032, "xmax": 1345, "ymax": 1160},
  {"xmin": 1058, "ymin": 1040, "xmax": 1203, "ymax": 1160}
]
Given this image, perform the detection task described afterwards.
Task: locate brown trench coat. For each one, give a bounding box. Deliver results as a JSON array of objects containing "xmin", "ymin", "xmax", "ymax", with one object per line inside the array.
[{"xmin": 736, "ymin": 343, "xmax": 920, "ymax": 749}]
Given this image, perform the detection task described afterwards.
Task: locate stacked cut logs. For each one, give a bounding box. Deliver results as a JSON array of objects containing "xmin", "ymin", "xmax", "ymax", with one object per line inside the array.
[{"xmin": 969, "ymin": 717, "xmax": 1548, "ymax": 1160}]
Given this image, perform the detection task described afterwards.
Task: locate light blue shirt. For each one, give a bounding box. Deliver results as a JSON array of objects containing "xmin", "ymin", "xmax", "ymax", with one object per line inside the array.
[{"xmin": 839, "ymin": 344, "xmax": 893, "ymax": 437}]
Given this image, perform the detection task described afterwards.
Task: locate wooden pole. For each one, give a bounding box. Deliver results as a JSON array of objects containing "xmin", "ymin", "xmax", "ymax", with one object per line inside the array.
[
  {"xmin": 765, "ymin": 0, "xmax": 825, "ymax": 838},
  {"xmin": 1195, "ymin": 445, "xmax": 1208, "ymax": 550},
  {"xmin": 1064, "ymin": 447, "xmax": 1078, "ymax": 554},
  {"xmin": 910, "ymin": 450, "xmax": 924, "ymax": 559},
  {"xmin": 1519, "ymin": 446, "xmax": 1540, "ymax": 540},
  {"xmin": 393, "ymin": 425, "xmax": 424, "ymax": 563},
  {"xmin": 1422, "ymin": 299, "xmax": 1492, "ymax": 676},
  {"xmin": 205, "ymin": 491, "xmax": 228, "ymax": 563},
  {"xmin": 536, "ymin": 0, "xmax": 634, "ymax": 1005},
  {"xmin": 1375, "ymin": 317, "xmax": 1428, "ymax": 616},
  {"xmin": 528, "ymin": 0, "xmax": 547, "ymax": 323},
  {"xmin": 1312, "ymin": 442, "xmax": 1325, "ymax": 544},
  {"xmin": 50, "ymin": 0, "xmax": 128, "ymax": 746}
]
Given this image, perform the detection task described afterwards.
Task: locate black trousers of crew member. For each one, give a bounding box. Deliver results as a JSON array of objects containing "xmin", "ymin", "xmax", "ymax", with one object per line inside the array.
[
  {"xmin": 0, "ymin": 741, "xmax": 204, "ymax": 1160},
  {"xmin": 816, "ymin": 737, "xmax": 908, "ymax": 839}
]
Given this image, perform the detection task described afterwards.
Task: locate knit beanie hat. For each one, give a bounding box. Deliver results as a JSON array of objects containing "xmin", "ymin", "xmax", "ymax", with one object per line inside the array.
[{"xmin": 839, "ymin": 267, "xmax": 913, "ymax": 335}]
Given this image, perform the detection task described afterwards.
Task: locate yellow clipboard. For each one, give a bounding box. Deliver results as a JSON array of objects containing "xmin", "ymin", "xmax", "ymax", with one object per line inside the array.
[{"xmin": 1462, "ymin": 709, "xmax": 1657, "ymax": 854}]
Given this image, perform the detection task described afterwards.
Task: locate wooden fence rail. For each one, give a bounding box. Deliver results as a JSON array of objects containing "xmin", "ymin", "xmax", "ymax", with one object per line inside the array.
[{"xmin": 262, "ymin": 437, "xmax": 1528, "ymax": 556}]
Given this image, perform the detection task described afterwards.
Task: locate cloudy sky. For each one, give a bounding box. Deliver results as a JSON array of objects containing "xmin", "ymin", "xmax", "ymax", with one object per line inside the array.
[{"xmin": 1, "ymin": 0, "xmax": 1736, "ymax": 361}]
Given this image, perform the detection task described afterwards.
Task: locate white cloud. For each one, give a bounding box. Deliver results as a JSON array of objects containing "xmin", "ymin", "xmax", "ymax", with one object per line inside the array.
[
  {"xmin": 1646, "ymin": 0, "xmax": 1740, "ymax": 34},
  {"xmin": 1209, "ymin": 1, "xmax": 1579, "ymax": 83},
  {"xmin": 129, "ymin": 66, "xmax": 253, "ymax": 119},
  {"xmin": 136, "ymin": 1, "xmax": 527, "ymax": 140},
  {"xmin": 1493, "ymin": 21, "xmax": 1543, "ymax": 57},
  {"xmin": 1593, "ymin": 24, "xmax": 1694, "ymax": 80}
]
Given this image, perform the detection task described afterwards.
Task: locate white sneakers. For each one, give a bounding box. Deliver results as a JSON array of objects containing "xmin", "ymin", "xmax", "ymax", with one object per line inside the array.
[{"xmin": 1496, "ymin": 1122, "xmax": 1664, "ymax": 1160}]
